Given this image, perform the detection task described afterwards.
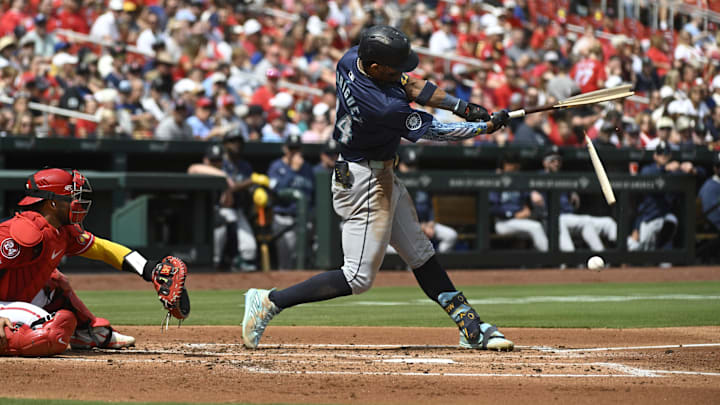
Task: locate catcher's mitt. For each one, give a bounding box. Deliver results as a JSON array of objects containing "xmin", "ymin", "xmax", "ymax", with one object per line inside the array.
[{"xmin": 151, "ymin": 256, "xmax": 190, "ymax": 327}]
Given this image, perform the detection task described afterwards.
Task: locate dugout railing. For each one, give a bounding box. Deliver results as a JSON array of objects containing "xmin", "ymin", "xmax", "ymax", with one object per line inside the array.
[
  {"xmin": 0, "ymin": 170, "xmax": 226, "ymax": 268},
  {"xmin": 314, "ymin": 171, "xmax": 697, "ymax": 269}
]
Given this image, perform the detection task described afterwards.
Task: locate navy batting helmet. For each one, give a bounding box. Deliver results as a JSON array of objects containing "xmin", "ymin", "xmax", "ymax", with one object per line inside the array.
[{"xmin": 358, "ymin": 25, "xmax": 419, "ymax": 72}]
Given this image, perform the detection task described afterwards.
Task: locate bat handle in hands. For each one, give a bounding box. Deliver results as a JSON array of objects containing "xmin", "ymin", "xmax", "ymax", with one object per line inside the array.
[{"xmin": 508, "ymin": 110, "xmax": 526, "ymax": 119}]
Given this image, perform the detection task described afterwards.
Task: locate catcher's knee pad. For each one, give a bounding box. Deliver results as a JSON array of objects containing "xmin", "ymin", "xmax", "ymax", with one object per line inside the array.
[
  {"xmin": 3, "ymin": 309, "xmax": 77, "ymax": 356},
  {"xmin": 438, "ymin": 291, "xmax": 481, "ymax": 342}
]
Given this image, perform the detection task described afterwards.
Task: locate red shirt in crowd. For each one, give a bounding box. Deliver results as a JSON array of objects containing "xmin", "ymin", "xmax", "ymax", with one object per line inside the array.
[
  {"xmin": 646, "ymin": 46, "xmax": 671, "ymax": 77},
  {"xmin": 50, "ymin": 8, "xmax": 90, "ymax": 34},
  {"xmin": 0, "ymin": 9, "xmax": 27, "ymax": 36},
  {"xmin": 570, "ymin": 57, "xmax": 606, "ymax": 93}
]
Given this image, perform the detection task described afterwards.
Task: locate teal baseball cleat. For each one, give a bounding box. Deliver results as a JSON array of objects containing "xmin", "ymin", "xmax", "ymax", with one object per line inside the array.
[{"xmin": 242, "ymin": 288, "xmax": 281, "ymax": 349}]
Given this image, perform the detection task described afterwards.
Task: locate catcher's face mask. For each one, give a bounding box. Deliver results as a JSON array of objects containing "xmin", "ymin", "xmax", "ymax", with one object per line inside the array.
[{"xmin": 19, "ymin": 168, "xmax": 93, "ymax": 225}]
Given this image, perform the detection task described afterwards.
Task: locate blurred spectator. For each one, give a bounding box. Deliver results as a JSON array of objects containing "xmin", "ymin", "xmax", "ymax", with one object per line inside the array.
[
  {"xmin": 267, "ymin": 134, "xmax": 315, "ymax": 269},
  {"xmin": 90, "ymin": 0, "xmax": 124, "ymax": 42},
  {"xmin": 261, "ymin": 108, "xmax": 300, "ymax": 143},
  {"xmin": 512, "ymin": 111, "xmax": 549, "ymax": 146},
  {"xmin": 155, "ymin": 101, "xmax": 192, "ymax": 140},
  {"xmin": 21, "ymin": 14, "xmax": 58, "ymax": 59},
  {"xmin": 428, "ymin": 15, "xmax": 456, "ymax": 54},
  {"xmin": 301, "ymin": 103, "xmax": 332, "ymax": 144},
  {"xmin": 186, "ymin": 97, "xmax": 223, "ymax": 140},
  {"xmin": 489, "ymin": 152, "xmax": 548, "ymax": 252},
  {"xmin": 251, "ymin": 67, "xmax": 281, "ymax": 113}
]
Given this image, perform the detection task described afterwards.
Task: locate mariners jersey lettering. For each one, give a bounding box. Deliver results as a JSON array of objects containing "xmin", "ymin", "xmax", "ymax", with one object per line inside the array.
[{"xmin": 333, "ymin": 46, "xmax": 433, "ymax": 162}]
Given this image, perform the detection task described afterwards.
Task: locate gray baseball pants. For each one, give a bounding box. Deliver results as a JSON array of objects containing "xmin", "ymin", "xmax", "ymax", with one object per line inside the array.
[{"xmin": 332, "ymin": 159, "xmax": 435, "ymax": 294}]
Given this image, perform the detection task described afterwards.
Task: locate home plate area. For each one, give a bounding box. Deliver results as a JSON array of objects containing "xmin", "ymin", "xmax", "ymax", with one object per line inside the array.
[
  {"xmin": 78, "ymin": 340, "xmax": 720, "ymax": 379},
  {"xmin": 4, "ymin": 326, "xmax": 720, "ymax": 404}
]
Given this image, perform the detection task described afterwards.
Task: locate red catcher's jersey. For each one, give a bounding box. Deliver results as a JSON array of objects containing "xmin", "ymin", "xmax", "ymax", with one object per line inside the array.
[{"xmin": 0, "ymin": 211, "xmax": 95, "ymax": 302}]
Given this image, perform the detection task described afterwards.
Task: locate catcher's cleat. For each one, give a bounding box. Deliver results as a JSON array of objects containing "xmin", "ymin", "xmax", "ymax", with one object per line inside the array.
[
  {"xmin": 242, "ymin": 288, "xmax": 281, "ymax": 349},
  {"xmin": 459, "ymin": 323, "xmax": 514, "ymax": 352},
  {"xmin": 70, "ymin": 326, "xmax": 136, "ymax": 350}
]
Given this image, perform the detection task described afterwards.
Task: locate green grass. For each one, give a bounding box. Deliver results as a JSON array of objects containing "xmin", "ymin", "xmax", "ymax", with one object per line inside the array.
[{"xmin": 77, "ymin": 281, "xmax": 720, "ymax": 329}]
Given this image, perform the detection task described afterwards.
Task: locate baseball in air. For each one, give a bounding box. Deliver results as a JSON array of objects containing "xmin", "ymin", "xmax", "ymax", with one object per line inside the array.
[{"xmin": 587, "ymin": 256, "xmax": 605, "ymax": 270}]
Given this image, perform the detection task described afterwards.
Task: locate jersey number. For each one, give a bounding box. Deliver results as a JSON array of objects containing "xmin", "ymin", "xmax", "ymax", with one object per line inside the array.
[{"xmin": 336, "ymin": 115, "xmax": 353, "ymax": 145}]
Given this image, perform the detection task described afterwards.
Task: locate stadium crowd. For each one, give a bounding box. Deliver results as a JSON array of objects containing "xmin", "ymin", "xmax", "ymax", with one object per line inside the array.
[
  {"xmin": 0, "ymin": 0, "xmax": 717, "ymax": 151},
  {"xmin": 2, "ymin": 0, "xmax": 720, "ymax": 267}
]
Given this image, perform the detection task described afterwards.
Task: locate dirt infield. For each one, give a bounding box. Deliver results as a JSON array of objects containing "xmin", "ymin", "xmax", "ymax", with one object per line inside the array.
[{"xmin": 3, "ymin": 267, "xmax": 720, "ymax": 404}]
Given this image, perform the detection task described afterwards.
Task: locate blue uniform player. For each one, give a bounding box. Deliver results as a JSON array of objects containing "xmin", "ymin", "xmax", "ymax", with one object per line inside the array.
[
  {"xmin": 243, "ymin": 25, "xmax": 513, "ymax": 351},
  {"xmin": 267, "ymin": 134, "xmax": 316, "ymax": 269}
]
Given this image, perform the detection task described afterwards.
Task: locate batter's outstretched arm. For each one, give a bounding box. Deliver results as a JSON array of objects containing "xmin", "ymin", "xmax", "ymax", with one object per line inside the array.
[
  {"xmin": 402, "ymin": 74, "xmax": 490, "ymax": 121},
  {"xmin": 422, "ymin": 119, "xmax": 496, "ymax": 142}
]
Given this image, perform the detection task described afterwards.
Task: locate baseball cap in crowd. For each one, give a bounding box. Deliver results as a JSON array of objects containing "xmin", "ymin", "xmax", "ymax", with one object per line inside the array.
[
  {"xmin": 174, "ymin": 9, "xmax": 196, "ymax": 22},
  {"xmin": 0, "ymin": 36, "xmax": 17, "ymax": 52},
  {"xmin": 285, "ymin": 134, "xmax": 302, "ymax": 149},
  {"xmin": 358, "ymin": 25, "xmax": 418, "ymax": 72},
  {"xmin": 243, "ymin": 19, "xmax": 262, "ymax": 36},
  {"xmin": 109, "ymin": 0, "xmax": 124, "ymax": 11},
  {"xmin": 52, "ymin": 52, "xmax": 79, "ymax": 67},
  {"xmin": 657, "ymin": 116, "xmax": 674, "ymax": 130},
  {"xmin": 118, "ymin": 80, "xmax": 132, "ymax": 94},
  {"xmin": 543, "ymin": 145, "xmax": 563, "ymax": 161},
  {"xmin": 600, "ymin": 121, "xmax": 616, "ymax": 133},
  {"xmin": 34, "ymin": 14, "xmax": 47, "ymax": 26},
  {"xmin": 196, "ymin": 97, "xmax": 213, "ymax": 108},
  {"xmin": 312, "ymin": 102, "xmax": 329, "ymax": 118},
  {"xmin": 217, "ymin": 94, "xmax": 234, "ymax": 107},
  {"xmin": 269, "ymin": 92, "xmax": 293, "ymax": 110},
  {"xmin": 624, "ymin": 121, "xmax": 640, "ymax": 135},
  {"xmin": 659, "ymin": 85, "xmax": 675, "ymax": 99},
  {"xmin": 205, "ymin": 144, "xmax": 224, "ymax": 162},
  {"xmin": 266, "ymin": 67, "xmax": 281, "ymax": 79},
  {"xmin": 655, "ymin": 141, "xmax": 672, "ymax": 156},
  {"xmin": 676, "ymin": 116, "xmax": 691, "ymax": 132},
  {"xmin": 544, "ymin": 51, "xmax": 559, "ymax": 63}
]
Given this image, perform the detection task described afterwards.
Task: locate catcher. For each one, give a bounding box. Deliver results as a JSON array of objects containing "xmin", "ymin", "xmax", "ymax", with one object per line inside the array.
[{"xmin": 0, "ymin": 168, "xmax": 189, "ymax": 356}]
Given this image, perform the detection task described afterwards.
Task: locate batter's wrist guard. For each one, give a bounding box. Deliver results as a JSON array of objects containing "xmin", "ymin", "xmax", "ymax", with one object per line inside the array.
[
  {"xmin": 414, "ymin": 81, "xmax": 437, "ymax": 105},
  {"xmin": 438, "ymin": 291, "xmax": 481, "ymax": 343}
]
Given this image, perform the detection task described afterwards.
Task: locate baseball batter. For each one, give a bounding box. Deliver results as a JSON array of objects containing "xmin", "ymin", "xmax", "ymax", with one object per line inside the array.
[
  {"xmin": 243, "ymin": 26, "xmax": 513, "ymax": 351},
  {"xmin": 0, "ymin": 168, "xmax": 190, "ymax": 356}
]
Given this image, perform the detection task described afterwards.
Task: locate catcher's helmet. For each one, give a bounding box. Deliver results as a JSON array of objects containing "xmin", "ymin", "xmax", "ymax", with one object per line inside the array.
[
  {"xmin": 358, "ymin": 25, "xmax": 418, "ymax": 72},
  {"xmin": 18, "ymin": 168, "xmax": 92, "ymax": 224}
]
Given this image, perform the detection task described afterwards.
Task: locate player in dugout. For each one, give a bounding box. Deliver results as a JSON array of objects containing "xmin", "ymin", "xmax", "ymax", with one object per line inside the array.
[{"xmin": 1, "ymin": 168, "xmax": 189, "ymax": 356}]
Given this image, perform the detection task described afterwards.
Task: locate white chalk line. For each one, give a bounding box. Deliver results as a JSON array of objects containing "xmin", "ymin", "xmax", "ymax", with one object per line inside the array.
[
  {"xmin": 187, "ymin": 342, "xmax": 720, "ymax": 353},
  {"xmin": 326, "ymin": 294, "xmax": 720, "ymax": 306}
]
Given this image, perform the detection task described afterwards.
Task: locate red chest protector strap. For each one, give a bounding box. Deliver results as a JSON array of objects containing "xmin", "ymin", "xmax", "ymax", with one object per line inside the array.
[{"xmin": 9, "ymin": 212, "xmax": 52, "ymax": 247}]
